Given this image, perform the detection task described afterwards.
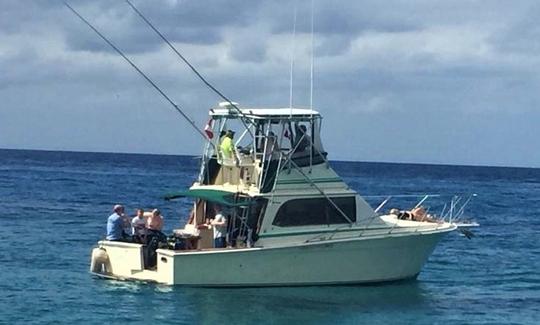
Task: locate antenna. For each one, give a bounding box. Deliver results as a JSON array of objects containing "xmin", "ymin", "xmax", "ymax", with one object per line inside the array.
[
  {"xmin": 289, "ymin": 1, "xmax": 298, "ymax": 116},
  {"xmin": 309, "ymin": 0, "xmax": 315, "ymax": 171},
  {"xmin": 310, "ymin": 0, "xmax": 314, "ymax": 114}
]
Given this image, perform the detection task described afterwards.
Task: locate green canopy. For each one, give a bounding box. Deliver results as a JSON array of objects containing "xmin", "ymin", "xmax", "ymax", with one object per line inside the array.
[{"xmin": 164, "ymin": 188, "xmax": 252, "ymax": 207}]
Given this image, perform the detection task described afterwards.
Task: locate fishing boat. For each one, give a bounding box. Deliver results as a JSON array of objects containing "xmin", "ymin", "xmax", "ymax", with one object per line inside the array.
[
  {"xmin": 90, "ymin": 102, "xmax": 474, "ymax": 286},
  {"xmin": 62, "ymin": 1, "xmax": 475, "ymax": 286}
]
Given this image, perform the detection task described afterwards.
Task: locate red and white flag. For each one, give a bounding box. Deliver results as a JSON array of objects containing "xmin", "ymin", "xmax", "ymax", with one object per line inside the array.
[{"xmin": 204, "ymin": 119, "xmax": 214, "ymax": 139}]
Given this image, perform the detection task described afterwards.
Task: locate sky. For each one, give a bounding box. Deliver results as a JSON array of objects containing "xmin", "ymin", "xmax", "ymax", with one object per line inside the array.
[{"xmin": 1, "ymin": 0, "xmax": 540, "ymax": 167}]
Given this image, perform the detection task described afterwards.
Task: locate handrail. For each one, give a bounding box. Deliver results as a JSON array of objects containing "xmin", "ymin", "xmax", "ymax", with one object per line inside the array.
[{"xmin": 306, "ymin": 192, "xmax": 476, "ymax": 243}]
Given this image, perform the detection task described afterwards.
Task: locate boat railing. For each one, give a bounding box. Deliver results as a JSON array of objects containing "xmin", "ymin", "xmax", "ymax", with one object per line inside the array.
[
  {"xmin": 306, "ymin": 193, "xmax": 476, "ymax": 243},
  {"xmin": 372, "ymin": 193, "xmax": 477, "ymax": 233}
]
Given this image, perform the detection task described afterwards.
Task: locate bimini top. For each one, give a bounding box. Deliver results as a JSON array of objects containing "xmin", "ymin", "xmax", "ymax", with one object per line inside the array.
[
  {"xmin": 163, "ymin": 188, "xmax": 252, "ymax": 207},
  {"xmin": 210, "ymin": 102, "xmax": 320, "ymax": 120}
]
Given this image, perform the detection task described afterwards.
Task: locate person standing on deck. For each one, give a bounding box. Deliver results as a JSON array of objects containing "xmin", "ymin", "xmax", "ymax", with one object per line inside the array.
[
  {"xmin": 145, "ymin": 209, "xmax": 166, "ymax": 268},
  {"xmin": 147, "ymin": 209, "xmax": 164, "ymax": 233},
  {"xmin": 131, "ymin": 208, "xmax": 147, "ymax": 243},
  {"xmin": 211, "ymin": 205, "xmax": 227, "ymax": 248},
  {"xmin": 219, "ymin": 130, "xmax": 238, "ymax": 165},
  {"xmin": 106, "ymin": 204, "xmax": 129, "ymax": 241}
]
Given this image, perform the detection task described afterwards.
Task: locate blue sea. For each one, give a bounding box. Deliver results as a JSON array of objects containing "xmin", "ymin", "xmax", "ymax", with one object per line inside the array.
[{"xmin": 0, "ymin": 149, "xmax": 539, "ymax": 324}]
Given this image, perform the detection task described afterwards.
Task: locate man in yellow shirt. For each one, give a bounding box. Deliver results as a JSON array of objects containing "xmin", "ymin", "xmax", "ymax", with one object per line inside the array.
[{"xmin": 220, "ymin": 130, "xmax": 235, "ymax": 159}]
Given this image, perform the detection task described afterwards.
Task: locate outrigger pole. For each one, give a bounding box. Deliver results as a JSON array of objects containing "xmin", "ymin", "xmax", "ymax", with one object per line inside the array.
[
  {"xmin": 63, "ymin": 1, "xmax": 212, "ymax": 145},
  {"xmin": 124, "ymin": 0, "xmax": 256, "ymax": 136}
]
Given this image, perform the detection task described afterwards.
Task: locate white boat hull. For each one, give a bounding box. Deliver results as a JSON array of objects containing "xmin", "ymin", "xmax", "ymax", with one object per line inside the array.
[{"xmin": 91, "ymin": 227, "xmax": 453, "ymax": 286}]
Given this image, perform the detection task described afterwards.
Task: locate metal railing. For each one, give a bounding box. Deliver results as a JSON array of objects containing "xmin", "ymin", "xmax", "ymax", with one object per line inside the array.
[{"xmin": 305, "ymin": 193, "xmax": 477, "ymax": 243}]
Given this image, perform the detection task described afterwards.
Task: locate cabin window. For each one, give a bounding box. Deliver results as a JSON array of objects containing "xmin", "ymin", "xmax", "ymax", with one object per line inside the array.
[{"xmin": 272, "ymin": 197, "xmax": 356, "ymax": 227}]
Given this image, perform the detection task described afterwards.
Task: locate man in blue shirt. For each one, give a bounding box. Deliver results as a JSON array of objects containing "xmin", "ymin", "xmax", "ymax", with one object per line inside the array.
[{"xmin": 106, "ymin": 204, "xmax": 128, "ymax": 241}]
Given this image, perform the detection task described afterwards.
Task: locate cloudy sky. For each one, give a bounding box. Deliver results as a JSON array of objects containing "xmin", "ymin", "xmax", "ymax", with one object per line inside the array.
[{"xmin": 1, "ymin": 0, "xmax": 540, "ymax": 167}]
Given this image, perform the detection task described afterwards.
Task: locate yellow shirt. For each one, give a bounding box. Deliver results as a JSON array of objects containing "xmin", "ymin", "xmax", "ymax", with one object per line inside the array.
[{"xmin": 220, "ymin": 136, "xmax": 234, "ymax": 158}]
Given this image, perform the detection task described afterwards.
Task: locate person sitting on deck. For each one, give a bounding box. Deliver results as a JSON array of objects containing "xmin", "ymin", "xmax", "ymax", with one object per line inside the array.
[
  {"xmin": 211, "ymin": 205, "xmax": 227, "ymax": 248},
  {"xmin": 389, "ymin": 207, "xmax": 438, "ymax": 223},
  {"xmin": 131, "ymin": 208, "xmax": 147, "ymax": 243},
  {"xmin": 410, "ymin": 206, "xmax": 438, "ymax": 222},
  {"xmin": 106, "ymin": 204, "xmax": 130, "ymax": 241}
]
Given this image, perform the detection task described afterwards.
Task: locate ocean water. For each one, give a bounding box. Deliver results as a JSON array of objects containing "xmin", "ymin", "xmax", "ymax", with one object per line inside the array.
[{"xmin": 0, "ymin": 149, "xmax": 539, "ymax": 324}]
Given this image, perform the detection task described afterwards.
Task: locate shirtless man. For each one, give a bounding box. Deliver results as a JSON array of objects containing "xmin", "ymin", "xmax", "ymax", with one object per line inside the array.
[
  {"xmin": 147, "ymin": 209, "xmax": 164, "ymax": 232},
  {"xmin": 145, "ymin": 209, "xmax": 166, "ymax": 268}
]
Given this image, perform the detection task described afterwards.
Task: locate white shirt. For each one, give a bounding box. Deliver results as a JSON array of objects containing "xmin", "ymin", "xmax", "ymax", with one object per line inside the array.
[
  {"xmin": 131, "ymin": 216, "xmax": 146, "ymax": 235},
  {"xmin": 213, "ymin": 213, "xmax": 227, "ymax": 239}
]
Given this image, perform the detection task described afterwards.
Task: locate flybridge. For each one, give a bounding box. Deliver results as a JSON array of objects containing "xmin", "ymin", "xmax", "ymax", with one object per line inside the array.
[{"xmin": 198, "ymin": 100, "xmax": 328, "ymax": 193}]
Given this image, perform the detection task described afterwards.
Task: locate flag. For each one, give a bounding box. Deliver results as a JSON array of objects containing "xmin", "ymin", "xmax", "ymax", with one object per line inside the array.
[{"xmin": 204, "ymin": 119, "xmax": 214, "ymax": 139}]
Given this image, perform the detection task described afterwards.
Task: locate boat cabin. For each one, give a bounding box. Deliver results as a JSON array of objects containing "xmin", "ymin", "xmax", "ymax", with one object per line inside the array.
[{"xmin": 163, "ymin": 103, "xmax": 377, "ymax": 251}]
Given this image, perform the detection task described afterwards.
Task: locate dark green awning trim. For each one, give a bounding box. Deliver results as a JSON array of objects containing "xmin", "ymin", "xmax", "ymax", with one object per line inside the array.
[{"xmin": 164, "ymin": 189, "xmax": 251, "ymax": 207}]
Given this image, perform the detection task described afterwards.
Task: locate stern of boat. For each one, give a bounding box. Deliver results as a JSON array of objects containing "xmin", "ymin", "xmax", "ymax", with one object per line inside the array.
[{"xmin": 89, "ymin": 241, "xmax": 175, "ymax": 284}]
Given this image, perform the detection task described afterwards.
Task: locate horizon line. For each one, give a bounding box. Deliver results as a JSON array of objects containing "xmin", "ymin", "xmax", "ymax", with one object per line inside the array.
[{"xmin": 1, "ymin": 147, "xmax": 537, "ymax": 170}]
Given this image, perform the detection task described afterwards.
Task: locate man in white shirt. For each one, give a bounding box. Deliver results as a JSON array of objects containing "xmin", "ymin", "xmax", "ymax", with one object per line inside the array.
[
  {"xmin": 211, "ymin": 205, "xmax": 227, "ymax": 248},
  {"xmin": 131, "ymin": 208, "xmax": 147, "ymax": 242}
]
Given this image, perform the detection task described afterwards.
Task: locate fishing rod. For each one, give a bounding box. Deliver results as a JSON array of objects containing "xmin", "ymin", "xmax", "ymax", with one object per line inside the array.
[
  {"xmin": 124, "ymin": 0, "xmax": 256, "ymax": 136},
  {"xmin": 63, "ymin": 1, "xmax": 212, "ymax": 145}
]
